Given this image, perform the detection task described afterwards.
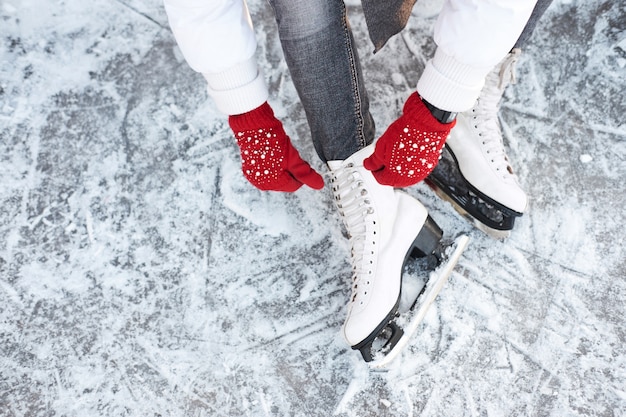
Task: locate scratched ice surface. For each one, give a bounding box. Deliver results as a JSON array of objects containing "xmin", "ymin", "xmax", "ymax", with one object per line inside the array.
[{"xmin": 1, "ymin": 0, "xmax": 624, "ymax": 416}]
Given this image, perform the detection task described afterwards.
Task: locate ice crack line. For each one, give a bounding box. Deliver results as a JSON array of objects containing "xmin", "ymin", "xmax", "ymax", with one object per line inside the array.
[
  {"xmin": 113, "ymin": 0, "xmax": 168, "ymax": 30},
  {"xmin": 240, "ymin": 311, "xmax": 343, "ymax": 352}
]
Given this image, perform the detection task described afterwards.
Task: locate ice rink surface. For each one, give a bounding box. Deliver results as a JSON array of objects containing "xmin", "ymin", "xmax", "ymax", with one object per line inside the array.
[{"xmin": 1, "ymin": 0, "xmax": 625, "ymax": 416}]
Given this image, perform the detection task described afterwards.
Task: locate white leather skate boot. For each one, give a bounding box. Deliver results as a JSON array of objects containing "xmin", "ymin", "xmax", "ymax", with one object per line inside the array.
[
  {"xmin": 328, "ymin": 144, "xmax": 443, "ymax": 361},
  {"xmin": 427, "ymin": 48, "xmax": 528, "ymax": 238}
]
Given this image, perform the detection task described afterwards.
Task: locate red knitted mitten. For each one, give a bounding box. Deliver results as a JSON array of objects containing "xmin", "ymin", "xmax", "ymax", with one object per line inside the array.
[
  {"xmin": 228, "ymin": 102, "xmax": 324, "ymax": 192},
  {"xmin": 363, "ymin": 93, "xmax": 456, "ymax": 187}
]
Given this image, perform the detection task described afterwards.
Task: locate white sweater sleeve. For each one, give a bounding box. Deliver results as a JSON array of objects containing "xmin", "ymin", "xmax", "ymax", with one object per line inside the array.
[
  {"xmin": 417, "ymin": 0, "xmax": 538, "ymax": 112},
  {"xmin": 163, "ymin": 0, "xmax": 268, "ymax": 115}
]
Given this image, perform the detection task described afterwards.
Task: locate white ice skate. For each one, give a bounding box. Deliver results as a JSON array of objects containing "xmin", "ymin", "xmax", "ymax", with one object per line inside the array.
[
  {"xmin": 328, "ymin": 145, "xmax": 468, "ymax": 364},
  {"xmin": 426, "ymin": 49, "xmax": 528, "ymax": 239}
]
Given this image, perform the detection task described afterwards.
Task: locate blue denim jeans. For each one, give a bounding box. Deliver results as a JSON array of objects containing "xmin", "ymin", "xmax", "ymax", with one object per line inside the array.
[
  {"xmin": 266, "ymin": 0, "xmax": 553, "ymax": 163},
  {"xmin": 267, "ymin": 0, "xmax": 375, "ymax": 163}
]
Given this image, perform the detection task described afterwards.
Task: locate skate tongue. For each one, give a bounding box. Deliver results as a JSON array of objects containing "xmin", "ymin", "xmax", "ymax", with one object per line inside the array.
[{"xmin": 327, "ymin": 144, "xmax": 375, "ymax": 171}]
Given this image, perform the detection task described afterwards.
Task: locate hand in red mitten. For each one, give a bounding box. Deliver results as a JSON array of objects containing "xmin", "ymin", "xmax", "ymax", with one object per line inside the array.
[
  {"xmin": 228, "ymin": 102, "xmax": 324, "ymax": 192},
  {"xmin": 363, "ymin": 93, "xmax": 455, "ymax": 187}
]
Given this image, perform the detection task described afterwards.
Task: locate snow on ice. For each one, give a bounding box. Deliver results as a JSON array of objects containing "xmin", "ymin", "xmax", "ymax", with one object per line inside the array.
[{"xmin": 1, "ymin": 0, "xmax": 625, "ymax": 416}]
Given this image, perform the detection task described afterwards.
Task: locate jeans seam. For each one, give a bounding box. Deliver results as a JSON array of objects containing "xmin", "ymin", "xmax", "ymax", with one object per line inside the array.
[{"xmin": 340, "ymin": 3, "xmax": 366, "ymax": 150}]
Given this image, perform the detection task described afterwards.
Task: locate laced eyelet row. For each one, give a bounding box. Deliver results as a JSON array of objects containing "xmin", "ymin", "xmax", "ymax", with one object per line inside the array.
[{"xmin": 330, "ymin": 163, "xmax": 378, "ymax": 306}]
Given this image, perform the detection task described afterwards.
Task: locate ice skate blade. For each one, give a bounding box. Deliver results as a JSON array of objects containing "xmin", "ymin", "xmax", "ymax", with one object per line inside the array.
[
  {"xmin": 367, "ymin": 234, "xmax": 470, "ymax": 370},
  {"xmin": 426, "ymin": 180, "xmax": 511, "ymax": 240}
]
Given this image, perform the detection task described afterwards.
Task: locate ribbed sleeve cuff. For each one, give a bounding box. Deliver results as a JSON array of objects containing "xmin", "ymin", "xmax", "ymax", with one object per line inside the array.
[
  {"xmin": 228, "ymin": 102, "xmax": 278, "ymax": 132},
  {"xmin": 417, "ymin": 48, "xmax": 488, "ymax": 113},
  {"xmin": 204, "ymin": 58, "xmax": 269, "ymax": 116}
]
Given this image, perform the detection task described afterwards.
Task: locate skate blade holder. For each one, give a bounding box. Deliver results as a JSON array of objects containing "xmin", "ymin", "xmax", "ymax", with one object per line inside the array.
[
  {"xmin": 353, "ymin": 318, "xmax": 404, "ymax": 363},
  {"xmin": 365, "ymin": 234, "xmax": 470, "ymax": 370},
  {"xmin": 425, "ymin": 145, "xmax": 523, "ymax": 239}
]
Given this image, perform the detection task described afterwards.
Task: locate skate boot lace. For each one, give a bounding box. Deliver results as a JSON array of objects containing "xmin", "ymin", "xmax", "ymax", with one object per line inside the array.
[
  {"xmin": 471, "ymin": 49, "xmax": 521, "ymax": 179},
  {"xmin": 329, "ymin": 163, "xmax": 376, "ymax": 306}
]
